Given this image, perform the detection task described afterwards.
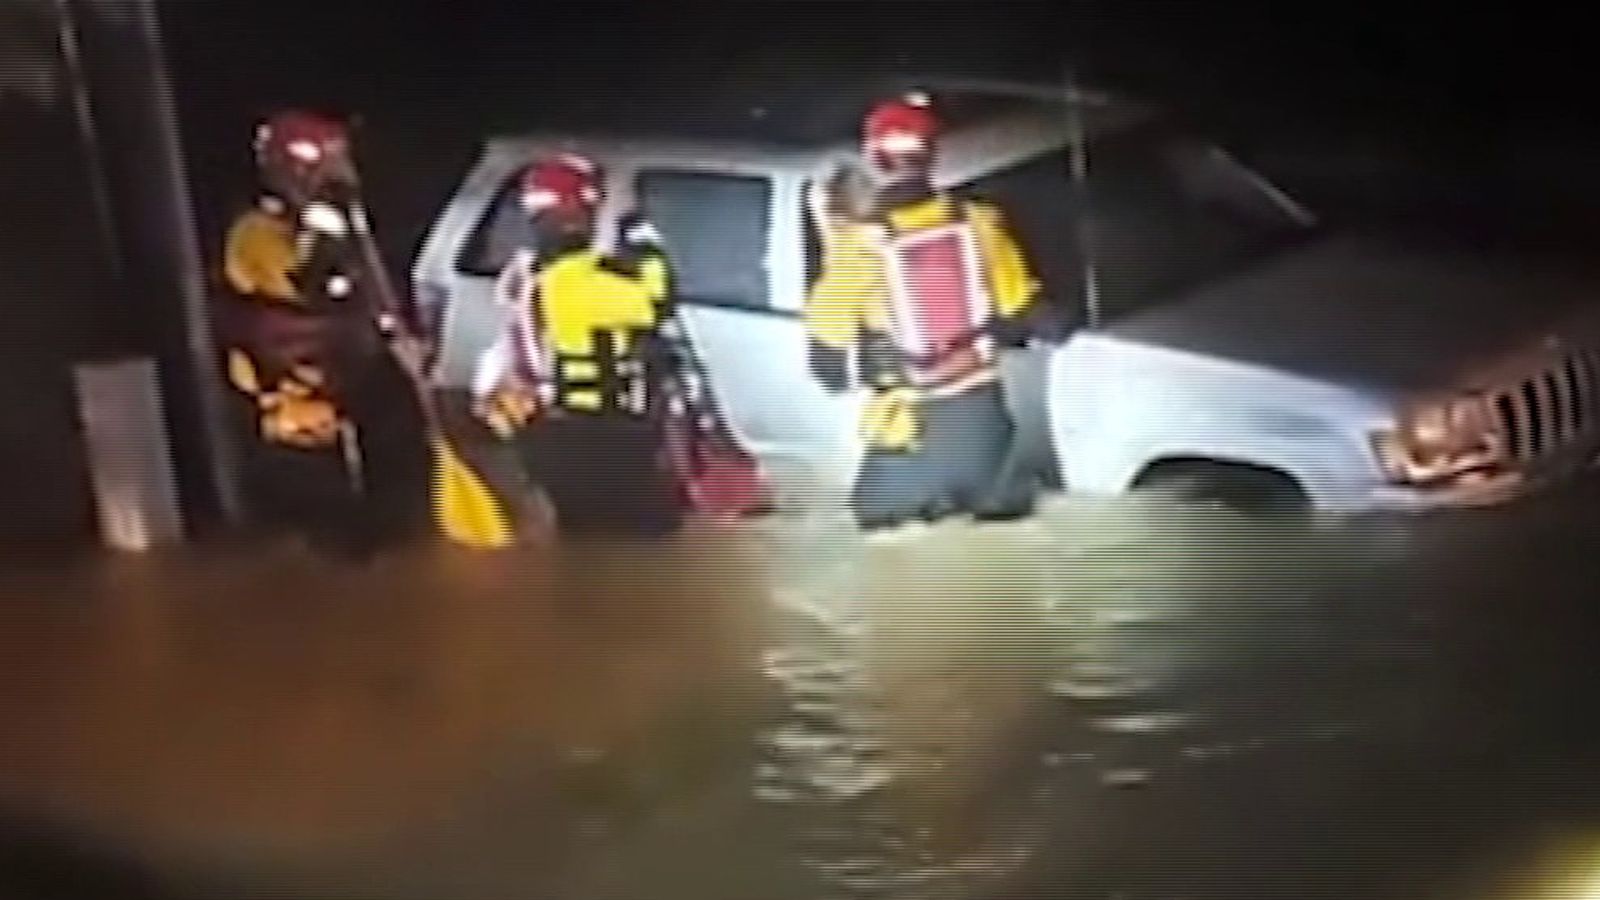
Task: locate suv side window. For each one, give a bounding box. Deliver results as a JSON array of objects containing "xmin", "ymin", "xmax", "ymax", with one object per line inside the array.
[
  {"xmin": 455, "ymin": 173, "xmax": 538, "ymax": 278},
  {"xmin": 636, "ymin": 170, "xmax": 771, "ymax": 312},
  {"xmin": 1083, "ymin": 122, "xmax": 1311, "ymax": 319}
]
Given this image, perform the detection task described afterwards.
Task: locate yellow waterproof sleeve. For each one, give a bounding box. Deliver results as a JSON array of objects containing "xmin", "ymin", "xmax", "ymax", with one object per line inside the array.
[
  {"xmin": 804, "ymin": 225, "xmax": 887, "ymax": 350},
  {"xmin": 967, "ymin": 201, "xmax": 1040, "ymax": 318},
  {"xmin": 224, "ymin": 211, "xmax": 301, "ymax": 302}
]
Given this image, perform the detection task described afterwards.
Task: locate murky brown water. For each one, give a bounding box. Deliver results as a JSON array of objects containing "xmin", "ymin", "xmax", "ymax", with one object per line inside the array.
[{"xmin": 2, "ymin": 482, "xmax": 1599, "ymax": 900}]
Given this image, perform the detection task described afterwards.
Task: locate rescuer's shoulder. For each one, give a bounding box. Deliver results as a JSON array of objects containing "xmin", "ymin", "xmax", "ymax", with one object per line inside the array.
[
  {"xmin": 958, "ymin": 195, "xmax": 1007, "ymax": 226},
  {"xmin": 227, "ymin": 204, "xmax": 288, "ymax": 246},
  {"xmin": 579, "ymin": 252, "xmax": 653, "ymax": 300},
  {"xmin": 226, "ymin": 208, "xmax": 261, "ymax": 238},
  {"xmin": 831, "ymin": 220, "xmax": 890, "ymax": 253}
]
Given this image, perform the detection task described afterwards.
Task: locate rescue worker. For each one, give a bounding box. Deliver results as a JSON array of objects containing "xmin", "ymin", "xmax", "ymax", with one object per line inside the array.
[
  {"xmin": 804, "ymin": 92, "xmax": 1045, "ymax": 532},
  {"xmin": 218, "ymin": 109, "xmax": 428, "ymax": 553},
  {"xmin": 471, "ymin": 153, "xmax": 684, "ymax": 536}
]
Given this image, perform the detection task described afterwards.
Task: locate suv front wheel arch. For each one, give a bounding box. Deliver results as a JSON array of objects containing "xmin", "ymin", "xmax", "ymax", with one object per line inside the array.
[{"xmin": 1131, "ymin": 457, "xmax": 1311, "ymax": 515}]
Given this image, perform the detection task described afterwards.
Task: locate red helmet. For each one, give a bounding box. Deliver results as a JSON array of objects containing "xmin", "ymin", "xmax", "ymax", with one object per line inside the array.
[
  {"xmin": 863, "ymin": 92, "xmax": 939, "ymax": 169},
  {"xmin": 255, "ymin": 110, "xmax": 349, "ymax": 172},
  {"xmin": 519, "ymin": 153, "xmax": 602, "ymax": 216}
]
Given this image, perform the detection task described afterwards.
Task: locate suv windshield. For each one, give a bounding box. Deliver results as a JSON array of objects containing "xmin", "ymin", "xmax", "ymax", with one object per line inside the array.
[{"xmin": 1086, "ymin": 119, "xmax": 1317, "ymax": 319}]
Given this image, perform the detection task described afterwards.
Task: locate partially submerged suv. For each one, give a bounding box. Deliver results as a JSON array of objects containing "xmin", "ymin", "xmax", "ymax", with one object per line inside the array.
[{"xmin": 414, "ymin": 86, "xmax": 1600, "ymax": 514}]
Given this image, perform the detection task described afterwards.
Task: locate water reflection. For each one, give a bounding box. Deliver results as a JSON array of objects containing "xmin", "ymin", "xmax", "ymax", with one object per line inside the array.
[
  {"xmin": 0, "ymin": 537, "xmax": 773, "ymax": 898},
  {"xmin": 748, "ymin": 494, "xmax": 1431, "ymax": 899},
  {"xmin": 0, "ymin": 480, "xmax": 1596, "ymax": 899}
]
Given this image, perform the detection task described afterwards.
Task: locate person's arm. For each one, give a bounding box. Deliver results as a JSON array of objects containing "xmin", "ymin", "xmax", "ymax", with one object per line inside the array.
[
  {"xmin": 471, "ymin": 304, "xmax": 544, "ymax": 438},
  {"xmin": 473, "ymin": 254, "xmax": 544, "ymax": 401},
  {"xmin": 471, "ymin": 332, "xmax": 514, "ymax": 403},
  {"xmin": 224, "ymin": 213, "xmax": 299, "ymax": 301},
  {"xmin": 615, "ymin": 213, "xmax": 672, "ymax": 313},
  {"xmin": 220, "ymin": 216, "xmax": 297, "ymax": 409},
  {"xmin": 970, "ymin": 202, "xmax": 1044, "ymax": 347},
  {"xmin": 587, "ymin": 223, "xmax": 671, "ymax": 355},
  {"xmin": 291, "ymin": 201, "xmax": 359, "ymax": 307},
  {"xmin": 596, "ymin": 273, "xmax": 665, "ymax": 388},
  {"xmin": 804, "ymin": 227, "xmax": 879, "ymax": 393}
]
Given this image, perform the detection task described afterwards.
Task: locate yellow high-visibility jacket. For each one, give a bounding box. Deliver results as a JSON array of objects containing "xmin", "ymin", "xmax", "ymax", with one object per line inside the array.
[
  {"xmin": 224, "ymin": 205, "xmax": 303, "ymax": 304},
  {"xmin": 219, "ymin": 203, "xmax": 370, "ymax": 413},
  {"xmin": 805, "ymin": 194, "xmax": 1040, "ymax": 451},
  {"xmin": 804, "ymin": 194, "xmax": 1039, "ymax": 390},
  {"xmin": 488, "ymin": 247, "xmax": 666, "ymax": 416}
]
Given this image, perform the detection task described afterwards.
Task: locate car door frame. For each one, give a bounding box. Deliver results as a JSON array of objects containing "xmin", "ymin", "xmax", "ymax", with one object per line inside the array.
[{"xmin": 607, "ymin": 149, "xmax": 873, "ymax": 482}]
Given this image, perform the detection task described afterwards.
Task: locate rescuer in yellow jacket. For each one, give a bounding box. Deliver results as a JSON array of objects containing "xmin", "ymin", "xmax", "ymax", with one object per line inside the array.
[
  {"xmin": 805, "ymin": 93, "xmax": 1044, "ymax": 532},
  {"xmin": 218, "ymin": 109, "xmax": 428, "ymax": 551},
  {"xmin": 472, "ymin": 154, "xmax": 683, "ymax": 535}
]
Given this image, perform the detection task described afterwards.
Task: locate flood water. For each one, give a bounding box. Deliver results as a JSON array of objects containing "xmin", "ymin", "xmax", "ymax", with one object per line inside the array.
[{"xmin": 3, "ymin": 478, "xmax": 1600, "ymax": 900}]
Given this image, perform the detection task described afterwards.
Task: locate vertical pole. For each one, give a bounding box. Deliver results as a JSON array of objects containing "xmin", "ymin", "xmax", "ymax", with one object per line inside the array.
[
  {"xmin": 51, "ymin": 0, "xmax": 123, "ymax": 283},
  {"xmin": 71, "ymin": 0, "xmax": 245, "ymax": 528},
  {"xmin": 1063, "ymin": 63, "xmax": 1101, "ymax": 330}
]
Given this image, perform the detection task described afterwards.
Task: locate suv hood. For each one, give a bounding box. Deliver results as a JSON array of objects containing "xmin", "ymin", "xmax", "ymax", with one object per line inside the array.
[{"xmin": 1109, "ymin": 233, "xmax": 1600, "ymax": 397}]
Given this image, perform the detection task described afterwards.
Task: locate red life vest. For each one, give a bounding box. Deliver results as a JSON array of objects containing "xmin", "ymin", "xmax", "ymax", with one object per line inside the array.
[{"xmin": 880, "ymin": 205, "xmax": 995, "ymax": 390}]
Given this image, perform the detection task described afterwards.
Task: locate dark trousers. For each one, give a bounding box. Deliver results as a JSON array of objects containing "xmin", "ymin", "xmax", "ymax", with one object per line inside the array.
[
  {"xmin": 851, "ymin": 381, "xmax": 1037, "ymax": 530},
  {"xmin": 237, "ymin": 351, "xmax": 430, "ymax": 555},
  {"xmin": 514, "ymin": 411, "xmax": 684, "ymax": 537}
]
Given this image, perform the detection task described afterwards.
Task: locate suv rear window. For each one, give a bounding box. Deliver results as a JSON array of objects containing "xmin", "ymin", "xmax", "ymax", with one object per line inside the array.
[
  {"xmin": 455, "ymin": 174, "xmax": 538, "ymax": 278},
  {"xmin": 636, "ymin": 170, "xmax": 771, "ymax": 312}
]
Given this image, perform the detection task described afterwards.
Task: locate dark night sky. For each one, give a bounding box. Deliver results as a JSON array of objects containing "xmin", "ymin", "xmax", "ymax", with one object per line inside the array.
[
  {"xmin": 157, "ymin": 2, "xmax": 1585, "ymax": 132},
  {"xmin": 154, "ymin": 1, "xmax": 1600, "ymax": 261}
]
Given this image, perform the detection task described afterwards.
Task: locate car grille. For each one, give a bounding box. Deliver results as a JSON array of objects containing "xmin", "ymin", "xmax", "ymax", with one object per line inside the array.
[{"xmin": 1492, "ymin": 348, "xmax": 1600, "ymax": 465}]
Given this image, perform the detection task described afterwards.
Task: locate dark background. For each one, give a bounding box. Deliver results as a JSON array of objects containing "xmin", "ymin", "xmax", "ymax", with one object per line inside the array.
[{"xmin": 157, "ymin": 2, "xmax": 1600, "ymax": 268}]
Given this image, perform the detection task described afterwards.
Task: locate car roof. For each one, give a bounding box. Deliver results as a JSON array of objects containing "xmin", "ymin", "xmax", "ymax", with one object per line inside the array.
[
  {"xmin": 484, "ymin": 133, "xmax": 826, "ymax": 175},
  {"xmin": 481, "ymin": 82, "xmax": 1162, "ymax": 182}
]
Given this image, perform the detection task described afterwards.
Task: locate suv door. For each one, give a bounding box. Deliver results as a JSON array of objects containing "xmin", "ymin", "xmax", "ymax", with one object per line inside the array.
[
  {"xmin": 954, "ymin": 145, "xmax": 1085, "ymax": 488},
  {"xmin": 429, "ymin": 161, "xmax": 542, "ymax": 391},
  {"xmin": 633, "ymin": 166, "xmax": 862, "ymax": 488}
]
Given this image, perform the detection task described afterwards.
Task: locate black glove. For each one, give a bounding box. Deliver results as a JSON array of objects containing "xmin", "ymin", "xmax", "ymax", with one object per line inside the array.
[
  {"xmin": 988, "ymin": 314, "xmax": 1032, "ymax": 349},
  {"xmin": 989, "ymin": 301, "xmax": 1071, "ymax": 347},
  {"xmin": 858, "ymin": 331, "xmax": 908, "ymax": 389},
  {"xmin": 807, "ymin": 340, "xmax": 851, "ymax": 394},
  {"xmin": 639, "ymin": 328, "xmax": 675, "ymax": 375},
  {"xmin": 618, "ymin": 211, "xmax": 664, "ymax": 254},
  {"xmin": 292, "ymin": 234, "xmax": 358, "ymax": 306},
  {"xmin": 613, "ymin": 212, "xmax": 660, "ymax": 269}
]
